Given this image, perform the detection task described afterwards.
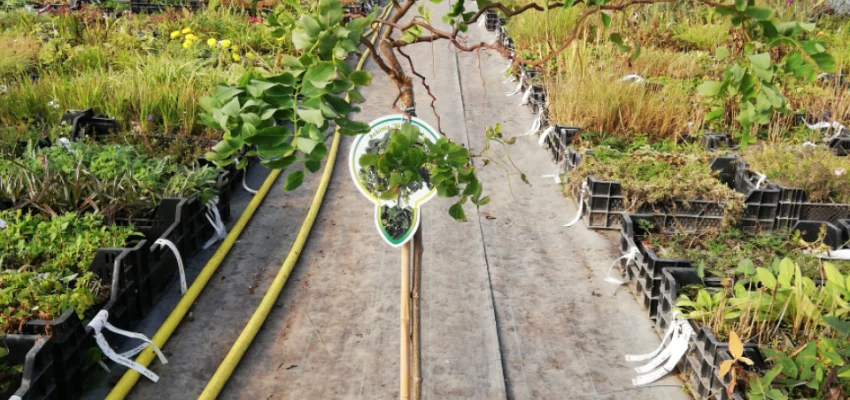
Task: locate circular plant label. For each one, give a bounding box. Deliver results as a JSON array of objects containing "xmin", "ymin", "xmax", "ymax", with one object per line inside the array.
[{"xmin": 349, "ymin": 115, "xmax": 439, "ymax": 247}]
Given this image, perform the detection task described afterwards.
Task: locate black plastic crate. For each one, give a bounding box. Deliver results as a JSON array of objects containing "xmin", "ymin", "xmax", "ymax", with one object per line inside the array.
[
  {"xmin": 725, "ymin": 156, "xmax": 850, "ymax": 230},
  {"xmin": 700, "ymin": 132, "xmax": 735, "ymax": 152},
  {"xmin": 709, "ymin": 156, "xmax": 780, "ymax": 231},
  {"xmin": 484, "ymin": 9, "xmax": 500, "ymax": 31},
  {"xmin": 543, "ymin": 126, "xmax": 579, "ymax": 165},
  {"xmin": 829, "ymin": 135, "xmax": 850, "ymax": 156},
  {"xmin": 61, "ymin": 108, "xmax": 119, "ymax": 140},
  {"xmin": 6, "ymin": 336, "xmax": 53, "ymax": 400},
  {"xmin": 129, "ymin": 0, "xmax": 203, "ymax": 12}
]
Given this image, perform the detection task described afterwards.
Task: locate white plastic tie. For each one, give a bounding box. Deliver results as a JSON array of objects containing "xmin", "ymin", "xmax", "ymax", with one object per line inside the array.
[
  {"xmin": 541, "ymin": 173, "xmax": 561, "ymax": 184},
  {"xmin": 803, "ymin": 141, "xmax": 817, "ymax": 148},
  {"xmin": 621, "ymin": 74, "xmax": 645, "ymax": 83},
  {"xmin": 152, "ymin": 239, "xmax": 186, "ymax": 294},
  {"xmin": 563, "ymin": 181, "xmax": 587, "ymax": 227},
  {"xmin": 506, "ymin": 75, "xmax": 524, "ymax": 96},
  {"xmin": 804, "ymin": 119, "xmax": 848, "ymax": 136},
  {"xmin": 605, "ymin": 247, "xmax": 638, "ymax": 285},
  {"xmin": 813, "ymin": 249, "xmax": 850, "ymax": 260},
  {"xmin": 234, "ymin": 158, "xmax": 258, "ymax": 194},
  {"xmin": 0, "ymin": 218, "xmax": 6, "ymax": 229},
  {"xmin": 87, "ymin": 310, "xmax": 167, "ymax": 383},
  {"xmin": 632, "ymin": 320, "xmax": 694, "ymax": 386},
  {"xmin": 57, "ymin": 137, "xmax": 72, "ymax": 152},
  {"xmin": 521, "ymin": 109, "xmax": 544, "ymax": 136},
  {"xmin": 203, "ymin": 197, "xmax": 227, "ymax": 249},
  {"xmin": 754, "ymin": 173, "xmax": 766, "ymax": 189},
  {"xmin": 503, "ymin": 76, "xmax": 516, "ymax": 84},
  {"xmin": 520, "ymin": 85, "xmax": 534, "ymax": 105},
  {"xmin": 538, "ymin": 126, "xmax": 556, "ymax": 147},
  {"xmin": 625, "ymin": 312, "xmax": 681, "ymax": 362}
]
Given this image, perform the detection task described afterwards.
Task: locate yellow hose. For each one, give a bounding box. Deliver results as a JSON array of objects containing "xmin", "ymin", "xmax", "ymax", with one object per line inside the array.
[
  {"xmin": 106, "ymin": 7, "xmax": 390, "ymax": 399},
  {"xmin": 106, "ymin": 167, "xmax": 281, "ymax": 400},
  {"xmin": 197, "ymin": 16, "xmax": 390, "ymax": 398}
]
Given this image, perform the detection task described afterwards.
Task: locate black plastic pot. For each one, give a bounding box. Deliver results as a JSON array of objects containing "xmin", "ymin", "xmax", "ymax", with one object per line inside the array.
[
  {"xmin": 829, "ymin": 135, "xmax": 850, "ymax": 156},
  {"xmin": 542, "ymin": 126, "xmax": 579, "ymax": 164},
  {"xmin": 62, "ymin": 108, "xmax": 119, "ymax": 140},
  {"xmin": 700, "ymin": 132, "xmax": 735, "ymax": 152},
  {"xmin": 709, "ymin": 156, "xmax": 781, "ymax": 231}
]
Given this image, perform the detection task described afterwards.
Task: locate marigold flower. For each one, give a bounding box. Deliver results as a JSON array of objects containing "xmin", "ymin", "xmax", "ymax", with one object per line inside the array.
[
  {"xmin": 207, "ymin": 38, "xmax": 217, "ymax": 47},
  {"xmin": 232, "ymin": 53, "xmax": 241, "ymax": 62},
  {"xmin": 182, "ymin": 28, "xmax": 191, "ymax": 34},
  {"xmin": 220, "ymin": 39, "xmax": 232, "ymax": 49},
  {"xmin": 170, "ymin": 31, "xmax": 180, "ymax": 39}
]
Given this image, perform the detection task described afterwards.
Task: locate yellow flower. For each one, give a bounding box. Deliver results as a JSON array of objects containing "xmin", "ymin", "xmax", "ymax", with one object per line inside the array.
[
  {"xmin": 230, "ymin": 45, "xmax": 239, "ymax": 52},
  {"xmin": 232, "ymin": 53, "xmax": 241, "ymax": 62},
  {"xmin": 185, "ymin": 34, "xmax": 198, "ymax": 41},
  {"xmin": 170, "ymin": 31, "xmax": 180, "ymax": 39},
  {"xmin": 181, "ymin": 28, "xmax": 192, "ymax": 34},
  {"xmin": 183, "ymin": 40, "xmax": 193, "ymax": 49},
  {"xmin": 246, "ymin": 52, "xmax": 255, "ymax": 59},
  {"xmin": 220, "ymin": 39, "xmax": 232, "ymax": 49},
  {"xmin": 207, "ymin": 38, "xmax": 217, "ymax": 47}
]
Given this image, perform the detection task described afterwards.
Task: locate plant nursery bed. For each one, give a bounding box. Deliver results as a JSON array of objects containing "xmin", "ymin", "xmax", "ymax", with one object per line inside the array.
[
  {"xmin": 564, "ymin": 148, "xmax": 771, "ymax": 231},
  {"xmin": 723, "ymin": 150, "xmax": 850, "ymax": 231}
]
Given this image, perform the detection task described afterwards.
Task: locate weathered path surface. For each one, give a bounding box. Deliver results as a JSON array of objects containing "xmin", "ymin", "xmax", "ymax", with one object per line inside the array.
[{"xmin": 115, "ymin": 3, "xmax": 689, "ymax": 400}]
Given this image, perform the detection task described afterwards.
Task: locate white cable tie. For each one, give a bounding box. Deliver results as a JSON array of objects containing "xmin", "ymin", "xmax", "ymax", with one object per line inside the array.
[
  {"xmin": 621, "ymin": 74, "xmax": 645, "ymax": 83},
  {"xmin": 563, "ymin": 181, "xmax": 587, "ymax": 227},
  {"xmin": 58, "ymin": 137, "xmax": 72, "ymax": 151},
  {"xmin": 538, "ymin": 126, "xmax": 555, "ymax": 147},
  {"xmin": 521, "ymin": 109, "xmax": 544, "ymax": 136},
  {"xmin": 520, "ymin": 85, "xmax": 534, "ymax": 106},
  {"xmin": 506, "ymin": 75, "xmax": 523, "ymax": 96},
  {"xmin": 541, "ymin": 174, "xmax": 561, "ymax": 184},
  {"xmin": 604, "ymin": 247, "xmax": 638, "ymax": 285},
  {"xmin": 202, "ymin": 198, "xmax": 227, "ymax": 249},
  {"xmin": 754, "ymin": 173, "xmax": 766, "ymax": 189},
  {"xmin": 626, "ymin": 314, "xmax": 680, "ymax": 362},
  {"xmin": 804, "ymin": 119, "xmax": 847, "ymax": 133},
  {"xmin": 503, "ymin": 76, "xmax": 516, "ymax": 84},
  {"xmin": 812, "ymin": 249, "xmax": 850, "ymax": 260},
  {"xmin": 817, "ymin": 72, "xmax": 830, "ymax": 80},
  {"xmin": 802, "ymin": 141, "xmax": 817, "ymax": 148},
  {"xmin": 234, "ymin": 157, "xmax": 256, "ymax": 196},
  {"xmin": 632, "ymin": 321, "xmax": 693, "ymax": 386},
  {"xmin": 0, "ymin": 218, "xmax": 5, "ymax": 229},
  {"xmin": 87, "ymin": 310, "xmax": 167, "ymax": 383},
  {"xmin": 152, "ymin": 239, "xmax": 186, "ymax": 294}
]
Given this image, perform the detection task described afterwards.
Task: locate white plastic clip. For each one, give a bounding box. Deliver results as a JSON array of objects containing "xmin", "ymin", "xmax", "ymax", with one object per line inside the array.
[
  {"xmin": 631, "ymin": 319, "xmax": 694, "ymax": 386},
  {"xmin": 754, "ymin": 173, "xmax": 766, "ymax": 189},
  {"xmin": 152, "ymin": 239, "xmax": 186, "ymax": 294},
  {"xmin": 203, "ymin": 197, "xmax": 227, "ymax": 249},
  {"xmin": 87, "ymin": 310, "xmax": 168, "ymax": 383},
  {"xmin": 538, "ymin": 126, "xmax": 555, "ymax": 147},
  {"xmin": 57, "ymin": 137, "xmax": 72, "ymax": 151},
  {"xmin": 506, "ymin": 75, "xmax": 524, "ymax": 96},
  {"xmin": 520, "ymin": 85, "xmax": 534, "ymax": 105},
  {"xmin": 521, "ymin": 109, "xmax": 544, "ymax": 136},
  {"xmin": 621, "ymin": 74, "xmax": 645, "ymax": 83},
  {"xmin": 0, "ymin": 218, "xmax": 6, "ymax": 229},
  {"xmin": 234, "ymin": 158, "xmax": 257, "ymax": 194},
  {"xmin": 563, "ymin": 181, "xmax": 587, "ymax": 227},
  {"xmin": 625, "ymin": 312, "xmax": 681, "ymax": 362},
  {"xmin": 605, "ymin": 247, "xmax": 638, "ymax": 285},
  {"xmin": 802, "ymin": 141, "xmax": 817, "ymax": 148}
]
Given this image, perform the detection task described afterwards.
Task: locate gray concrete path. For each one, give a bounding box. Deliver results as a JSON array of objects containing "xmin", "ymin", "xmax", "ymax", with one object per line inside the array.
[{"xmin": 115, "ymin": 3, "xmax": 690, "ymax": 400}]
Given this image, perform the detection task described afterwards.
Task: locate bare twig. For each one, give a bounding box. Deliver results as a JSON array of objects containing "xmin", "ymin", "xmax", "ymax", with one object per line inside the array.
[{"xmin": 396, "ymin": 47, "xmax": 443, "ymax": 134}]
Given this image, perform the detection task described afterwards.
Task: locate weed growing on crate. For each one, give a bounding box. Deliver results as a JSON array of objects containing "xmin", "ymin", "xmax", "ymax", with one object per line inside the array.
[
  {"xmin": 565, "ymin": 145, "xmax": 741, "ymax": 211},
  {"xmin": 744, "ymin": 144, "xmax": 850, "ymax": 203}
]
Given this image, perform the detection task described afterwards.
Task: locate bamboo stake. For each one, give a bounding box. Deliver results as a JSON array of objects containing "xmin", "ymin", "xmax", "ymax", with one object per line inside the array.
[
  {"xmin": 400, "ymin": 241, "xmax": 411, "ymax": 400},
  {"xmin": 411, "ymin": 222, "xmax": 423, "ymax": 400}
]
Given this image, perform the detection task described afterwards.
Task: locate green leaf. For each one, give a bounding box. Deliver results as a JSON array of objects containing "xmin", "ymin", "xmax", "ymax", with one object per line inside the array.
[
  {"xmin": 240, "ymin": 113, "xmax": 261, "ymax": 127},
  {"xmin": 337, "ymin": 118, "xmax": 371, "ymax": 135},
  {"xmin": 246, "ymin": 126, "xmax": 291, "ymax": 147},
  {"xmin": 563, "ymin": 0, "xmax": 574, "ymax": 8},
  {"xmin": 213, "ymin": 85, "xmax": 243, "ymax": 103},
  {"xmin": 748, "ymin": 53, "xmax": 771, "ymax": 70},
  {"xmin": 350, "ymin": 70, "xmax": 373, "ymax": 86},
  {"xmin": 697, "ymin": 81, "xmax": 723, "ymax": 97},
  {"xmin": 299, "ymin": 15, "xmax": 322, "ymax": 37},
  {"xmin": 261, "ymin": 154, "xmax": 296, "ymax": 169},
  {"xmin": 296, "ymin": 137, "xmax": 319, "ymax": 154},
  {"xmin": 292, "ymin": 29, "xmax": 315, "ymax": 51},
  {"xmin": 283, "ymin": 170, "xmax": 305, "ymax": 191},
  {"xmin": 359, "ymin": 154, "xmax": 378, "ymax": 167},
  {"xmin": 609, "ymin": 33, "xmax": 630, "ymax": 52},
  {"xmin": 305, "ymin": 159, "xmax": 321, "ymax": 172},
  {"xmin": 348, "ymin": 89, "xmax": 365, "ymax": 103},
  {"xmin": 600, "ymin": 13, "xmax": 610, "ymax": 28},
  {"xmin": 221, "ymin": 97, "xmax": 241, "ymax": 118},
  {"xmin": 824, "ymin": 262, "xmax": 846, "ymax": 289},
  {"xmin": 777, "ymin": 258, "xmax": 794, "ymax": 287},
  {"xmin": 735, "ymin": 0, "xmax": 746, "ymax": 11},
  {"xmin": 812, "ymin": 52, "xmax": 837, "ymax": 72},
  {"xmin": 199, "ymin": 96, "xmax": 219, "ymax": 112},
  {"xmin": 716, "ymin": 46, "xmax": 729, "ymax": 61},
  {"xmin": 448, "ymin": 203, "xmax": 467, "ymax": 221},
  {"xmin": 297, "ymin": 109, "xmax": 325, "ymax": 126},
  {"xmin": 745, "ymin": 6, "xmax": 771, "ymax": 20},
  {"xmin": 757, "ymin": 267, "xmax": 777, "ymax": 290},
  {"xmin": 705, "ymin": 107, "xmax": 725, "ymax": 121},
  {"xmin": 304, "ymin": 62, "xmax": 336, "ymax": 89}
]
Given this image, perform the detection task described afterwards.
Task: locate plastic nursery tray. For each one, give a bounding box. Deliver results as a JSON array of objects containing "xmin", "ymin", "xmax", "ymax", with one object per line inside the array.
[
  {"xmin": 709, "ymin": 156, "xmax": 780, "ymax": 231},
  {"xmin": 484, "ymin": 9, "xmax": 500, "ymax": 31},
  {"xmin": 128, "ymin": 0, "xmax": 203, "ymax": 12},
  {"xmin": 542, "ymin": 126, "xmax": 580, "ymax": 165},
  {"xmin": 10, "ymin": 240, "xmax": 147, "ymax": 400},
  {"xmin": 656, "ymin": 268, "xmax": 767, "ymax": 400},
  {"xmin": 61, "ymin": 109, "xmax": 119, "ymax": 140},
  {"xmin": 699, "ymin": 132, "xmax": 736, "ymax": 152},
  {"xmin": 727, "ymin": 156, "xmax": 850, "ymax": 230}
]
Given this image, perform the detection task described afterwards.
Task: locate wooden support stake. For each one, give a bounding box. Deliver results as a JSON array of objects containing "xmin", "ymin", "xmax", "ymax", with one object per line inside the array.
[
  {"xmin": 400, "ymin": 241, "xmax": 411, "ymax": 400},
  {"xmin": 411, "ymin": 222, "xmax": 423, "ymax": 400}
]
